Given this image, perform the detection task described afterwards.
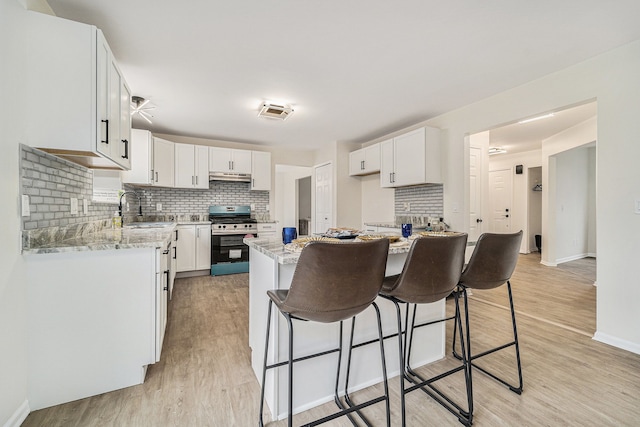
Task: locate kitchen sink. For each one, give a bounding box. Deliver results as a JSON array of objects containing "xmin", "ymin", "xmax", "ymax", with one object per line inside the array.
[{"xmin": 124, "ymin": 222, "xmax": 175, "ymax": 229}]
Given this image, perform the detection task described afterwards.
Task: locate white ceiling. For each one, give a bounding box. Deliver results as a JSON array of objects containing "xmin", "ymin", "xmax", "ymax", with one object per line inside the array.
[{"xmin": 46, "ymin": 1, "xmax": 640, "ymax": 151}]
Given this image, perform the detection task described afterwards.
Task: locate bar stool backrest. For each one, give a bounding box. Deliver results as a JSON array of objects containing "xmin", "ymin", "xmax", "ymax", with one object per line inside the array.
[
  {"xmin": 385, "ymin": 233, "xmax": 468, "ymax": 304},
  {"xmin": 459, "ymin": 231, "xmax": 523, "ymax": 290},
  {"xmin": 281, "ymin": 239, "xmax": 390, "ymax": 323}
]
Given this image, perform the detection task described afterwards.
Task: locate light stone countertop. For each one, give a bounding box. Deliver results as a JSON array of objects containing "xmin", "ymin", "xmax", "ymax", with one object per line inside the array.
[
  {"xmin": 244, "ymin": 236, "xmax": 414, "ymax": 265},
  {"xmin": 23, "ymin": 223, "xmax": 177, "ymax": 255}
]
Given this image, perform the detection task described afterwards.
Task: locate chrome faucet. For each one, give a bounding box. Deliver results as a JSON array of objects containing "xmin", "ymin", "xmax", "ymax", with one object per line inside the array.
[{"xmin": 118, "ymin": 191, "xmax": 143, "ymax": 218}]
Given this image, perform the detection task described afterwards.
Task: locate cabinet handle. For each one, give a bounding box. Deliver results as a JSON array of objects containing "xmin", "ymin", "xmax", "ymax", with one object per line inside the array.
[
  {"xmin": 197, "ymin": 227, "xmax": 200, "ymax": 238},
  {"xmin": 163, "ymin": 249, "xmax": 169, "ymax": 255},
  {"xmin": 229, "ymin": 160, "xmax": 232, "ymax": 170},
  {"xmin": 192, "ymin": 176, "xmax": 195, "ymax": 185},
  {"xmin": 252, "ymin": 178, "xmax": 255, "ymax": 188},
  {"xmin": 173, "ymin": 246, "xmax": 177, "ymax": 259},
  {"xmin": 361, "ymin": 160, "xmax": 364, "ymax": 170},
  {"xmin": 121, "ymin": 139, "xmax": 129, "ymax": 159},
  {"xmin": 195, "ymin": 176, "xmax": 198, "ymax": 185},
  {"xmin": 101, "ymin": 119, "xmax": 109, "ymax": 144},
  {"xmin": 175, "ymin": 229, "xmax": 179, "ymax": 240},
  {"xmin": 155, "ymin": 171, "xmax": 159, "ymax": 182}
]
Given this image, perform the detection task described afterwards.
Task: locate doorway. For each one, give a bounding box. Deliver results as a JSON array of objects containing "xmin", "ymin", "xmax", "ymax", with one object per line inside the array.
[
  {"xmin": 275, "ymin": 165, "xmax": 312, "ymax": 237},
  {"xmin": 488, "ymin": 169, "xmax": 512, "ymax": 233}
]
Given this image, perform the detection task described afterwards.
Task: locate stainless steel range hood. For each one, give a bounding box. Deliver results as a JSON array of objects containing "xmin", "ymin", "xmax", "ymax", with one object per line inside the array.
[{"xmin": 209, "ymin": 172, "xmax": 252, "ymax": 182}]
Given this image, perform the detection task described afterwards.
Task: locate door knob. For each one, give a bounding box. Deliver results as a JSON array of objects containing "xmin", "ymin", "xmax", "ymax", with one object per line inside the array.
[{"xmin": 476, "ymin": 218, "xmax": 483, "ymax": 223}]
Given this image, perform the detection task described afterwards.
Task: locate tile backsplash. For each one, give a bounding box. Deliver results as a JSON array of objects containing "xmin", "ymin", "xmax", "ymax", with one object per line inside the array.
[
  {"xmin": 20, "ymin": 145, "xmax": 117, "ymax": 230},
  {"xmin": 122, "ymin": 181, "xmax": 269, "ymax": 220},
  {"xmin": 394, "ymin": 183, "xmax": 444, "ymax": 222}
]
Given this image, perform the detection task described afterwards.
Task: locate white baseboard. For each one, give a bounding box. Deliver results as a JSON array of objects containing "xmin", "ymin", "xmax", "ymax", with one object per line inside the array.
[
  {"xmin": 540, "ymin": 260, "xmax": 557, "ymax": 267},
  {"xmin": 556, "ymin": 253, "xmax": 589, "ymax": 265},
  {"xmin": 593, "ymin": 331, "xmax": 640, "ymax": 355},
  {"xmin": 3, "ymin": 400, "xmax": 29, "ymax": 427}
]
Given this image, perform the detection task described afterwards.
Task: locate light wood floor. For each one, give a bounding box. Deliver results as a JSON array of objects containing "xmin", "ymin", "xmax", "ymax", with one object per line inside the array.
[{"xmin": 24, "ymin": 255, "xmax": 640, "ymax": 426}]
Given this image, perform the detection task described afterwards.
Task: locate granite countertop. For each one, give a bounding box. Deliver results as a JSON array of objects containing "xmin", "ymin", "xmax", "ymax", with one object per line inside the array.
[
  {"xmin": 23, "ymin": 223, "xmax": 177, "ymax": 255},
  {"xmin": 244, "ymin": 235, "xmax": 414, "ymax": 265}
]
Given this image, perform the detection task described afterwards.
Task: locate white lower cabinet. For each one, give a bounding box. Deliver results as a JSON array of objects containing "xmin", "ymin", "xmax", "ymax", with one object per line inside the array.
[
  {"xmin": 25, "ymin": 246, "xmax": 169, "ymax": 410},
  {"xmin": 176, "ymin": 224, "xmax": 211, "ymax": 272},
  {"xmin": 257, "ymin": 222, "xmax": 277, "ymax": 238}
]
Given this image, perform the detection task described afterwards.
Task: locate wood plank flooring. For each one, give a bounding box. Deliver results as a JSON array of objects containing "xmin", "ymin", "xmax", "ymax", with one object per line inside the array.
[{"xmin": 23, "ymin": 255, "xmax": 640, "ymax": 426}]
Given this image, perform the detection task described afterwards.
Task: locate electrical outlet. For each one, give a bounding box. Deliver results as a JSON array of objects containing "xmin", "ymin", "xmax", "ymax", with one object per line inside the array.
[
  {"xmin": 250, "ymin": 203, "xmax": 256, "ymax": 210},
  {"xmin": 83, "ymin": 198, "xmax": 89, "ymax": 215},
  {"xmin": 21, "ymin": 195, "xmax": 30, "ymax": 216},
  {"xmin": 403, "ymin": 202, "xmax": 411, "ymax": 212},
  {"xmin": 126, "ymin": 202, "xmax": 130, "ymax": 212},
  {"xmin": 157, "ymin": 203, "xmax": 162, "ymax": 212}
]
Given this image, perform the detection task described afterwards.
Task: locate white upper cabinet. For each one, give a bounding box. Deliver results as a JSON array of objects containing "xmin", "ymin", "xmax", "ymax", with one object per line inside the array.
[
  {"xmin": 209, "ymin": 147, "xmax": 252, "ymax": 174},
  {"xmin": 349, "ymin": 143, "xmax": 381, "ymax": 176},
  {"xmin": 251, "ymin": 151, "xmax": 271, "ymax": 191},
  {"xmin": 153, "ymin": 137, "xmax": 175, "ymax": 187},
  {"xmin": 175, "ymin": 144, "xmax": 209, "ymax": 189},
  {"xmin": 121, "ymin": 130, "xmax": 175, "ymax": 187},
  {"xmin": 26, "ymin": 11, "xmax": 131, "ymax": 170},
  {"xmin": 380, "ymin": 127, "xmax": 441, "ymax": 188}
]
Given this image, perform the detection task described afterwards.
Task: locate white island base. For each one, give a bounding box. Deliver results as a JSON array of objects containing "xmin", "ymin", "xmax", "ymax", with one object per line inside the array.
[{"xmin": 246, "ymin": 238, "xmax": 446, "ymax": 421}]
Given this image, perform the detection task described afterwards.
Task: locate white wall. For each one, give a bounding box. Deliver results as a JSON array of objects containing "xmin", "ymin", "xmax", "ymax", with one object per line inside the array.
[
  {"xmin": 424, "ymin": 42, "xmax": 640, "ymax": 354},
  {"xmin": 0, "ymin": 0, "xmax": 30, "ymax": 425},
  {"xmin": 275, "ymin": 165, "xmax": 312, "ymax": 236},
  {"xmin": 541, "ymin": 117, "xmax": 597, "ymax": 265},
  {"xmin": 554, "ymin": 146, "xmax": 593, "ymax": 263}
]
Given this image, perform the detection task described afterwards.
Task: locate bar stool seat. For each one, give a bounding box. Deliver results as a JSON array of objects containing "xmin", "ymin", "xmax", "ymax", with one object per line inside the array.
[
  {"xmin": 452, "ymin": 231, "xmax": 524, "ymax": 395},
  {"xmin": 379, "ymin": 232, "xmax": 472, "ymax": 426},
  {"xmin": 258, "ymin": 238, "xmax": 391, "ymax": 427}
]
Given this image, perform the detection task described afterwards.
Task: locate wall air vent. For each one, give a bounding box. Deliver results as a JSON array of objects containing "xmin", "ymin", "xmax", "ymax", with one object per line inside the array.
[{"xmin": 258, "ymin": 103, "xmax": 294, "ymax": 120}]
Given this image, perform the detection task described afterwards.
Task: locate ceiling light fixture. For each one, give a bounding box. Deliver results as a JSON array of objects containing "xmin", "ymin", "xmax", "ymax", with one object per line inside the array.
[
  {"xmin": 488, "ymin": 147, "xmax": 507, "ymax": 155},
  {"xmin": 258, "ymin": 103, "xmax": 294, "ymax": 120},
  {"xmin": 131, "ymin": 96, "xmax": 155, "ymax": 124},
  {"xmin": 518, "ymin": 113, "xmax": 555, "ymax": 124}
]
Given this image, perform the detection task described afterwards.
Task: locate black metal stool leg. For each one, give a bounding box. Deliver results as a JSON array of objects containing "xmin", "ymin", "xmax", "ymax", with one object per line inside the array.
[
  {"xmin": 285, "ymin": 313, "xmax": 294, "ymax": 427},
  {"xmin": 258, "ymin": 300, "xmax": 273, "ymax": 427}
]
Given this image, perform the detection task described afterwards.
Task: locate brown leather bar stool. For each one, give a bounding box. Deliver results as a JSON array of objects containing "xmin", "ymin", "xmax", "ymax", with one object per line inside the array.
[
  {"xmin": 378, "ymin": 232, "xmax": 472, "ymax": 426},
  {"xmin": 258, "ymin": 238, "xmax": 391, "ymax": 427},
  {"xmin": 452, "ymin": 231, "xmax": 524, "ymax": 394}
]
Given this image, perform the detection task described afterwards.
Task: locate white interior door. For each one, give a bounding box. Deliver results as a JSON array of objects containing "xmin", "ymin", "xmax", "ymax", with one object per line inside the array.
[
  {"xmin": 469, "ymin": 146, "xmax": 483, "ymax": 241},
  {"xmin": 489, "ymin": 169, "xmax": 512, "ymax": 233},
  {"xmin": 314, "ymin": 163, "xmax": 332, "ymax": 234}
]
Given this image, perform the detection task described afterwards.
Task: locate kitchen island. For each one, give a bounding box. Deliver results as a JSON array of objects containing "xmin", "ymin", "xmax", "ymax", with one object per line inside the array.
[{"xmin": 244, "ymin": 236, "xmax": 447, "ymax": 421}]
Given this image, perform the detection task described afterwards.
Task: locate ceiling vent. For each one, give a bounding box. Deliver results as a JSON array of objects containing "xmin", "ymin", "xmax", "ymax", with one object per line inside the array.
[{"xmin": 258, "ymin": 103, "xmax": 294, "ymax": 120}]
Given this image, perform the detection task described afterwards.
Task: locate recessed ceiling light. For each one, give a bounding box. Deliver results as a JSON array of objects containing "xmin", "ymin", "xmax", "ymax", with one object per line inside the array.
[
  {"xmin": 258, "ymin": 103, "xmax": 294, "ymax": 120},
  {"xmin": 488, "ymin": 147, "xmax": 507, "ymax": 155},
  {"xmin": 518, "ymin": 113, "xmax": 554, "ymax": 124}
]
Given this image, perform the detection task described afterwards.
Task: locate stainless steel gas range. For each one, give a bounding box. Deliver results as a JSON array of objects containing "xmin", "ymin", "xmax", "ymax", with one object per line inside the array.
[{"xmin": 209, "ymin": 205, "xmax": 257, "ymax": 276}]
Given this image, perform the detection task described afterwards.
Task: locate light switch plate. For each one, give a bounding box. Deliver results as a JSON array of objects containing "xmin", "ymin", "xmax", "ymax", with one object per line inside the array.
[
  {"xmin": 83, "ymin": 199, "xmax": 89, "ymax": 215},
  {"xmin": 70, "ymin": 197, "xmax": 78, "ymax": 215},
  {"xmin": 21, "ymin": 195, "xmax": 30, "ymax": 217},
  {"xmin": 157, "ymin": 203, "xmax": 162, "ymax": 212}
]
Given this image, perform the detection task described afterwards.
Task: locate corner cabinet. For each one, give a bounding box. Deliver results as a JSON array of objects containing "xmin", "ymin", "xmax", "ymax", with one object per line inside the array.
[
  {"xmin": 251, "ymin": 151, "xmax": 272, "ymax": 191},
  {"xmin": 380, "ymin": 127, "xmax": 442, "ymax": 188},
  {"xmin": 349, "ymin": 143, "xmax": 381, "ymax": 176},
  {"xmin": 209, "ymin": 147, "xmax": 252, "ymax": 174},
  {"xmin": 26, "ymin": 11, "xmax": 131, "ymax": 170},
  {"xmin": 175, "ymin": 144, "xmax": 209, "ymax": 189},
  {"xmin": 121, "ymin": 131, "xmax": 175, "ymax": 187}
]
